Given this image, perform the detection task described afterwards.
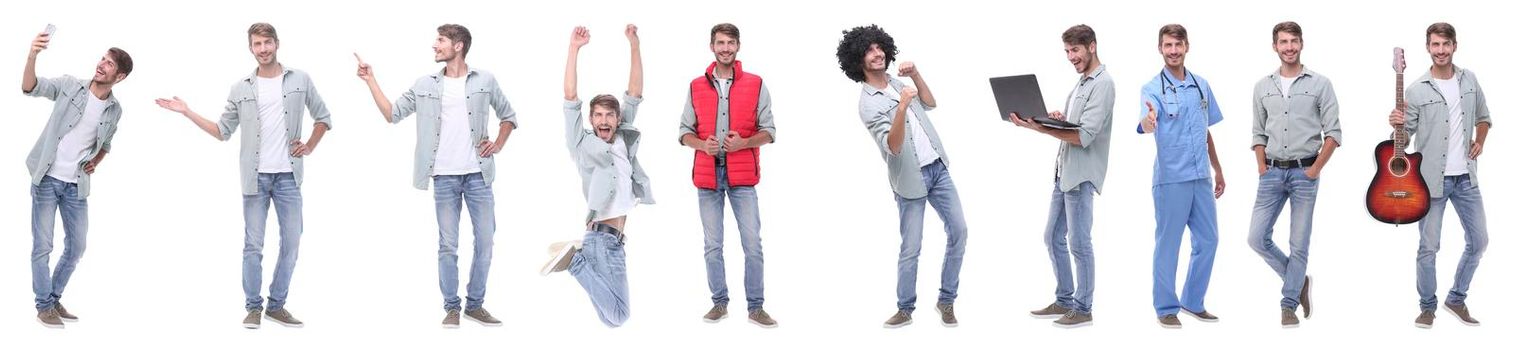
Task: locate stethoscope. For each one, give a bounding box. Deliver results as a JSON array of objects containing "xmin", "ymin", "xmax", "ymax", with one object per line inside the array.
[{"xmin": 1160, "ymin": 69, "xmax": 1208, "ymax": 118}]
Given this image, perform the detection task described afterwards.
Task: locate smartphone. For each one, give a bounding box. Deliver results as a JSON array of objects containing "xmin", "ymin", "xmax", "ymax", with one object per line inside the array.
[{"xmin": 44, "ymin": 24, "xmax": 56, "ymax": 37}]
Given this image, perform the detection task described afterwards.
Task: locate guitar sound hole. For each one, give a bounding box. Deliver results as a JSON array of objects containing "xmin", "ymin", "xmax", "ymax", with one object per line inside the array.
[{"xmin": 1390, "ymin": 158, "xmax": 1408, "ymax": 175}]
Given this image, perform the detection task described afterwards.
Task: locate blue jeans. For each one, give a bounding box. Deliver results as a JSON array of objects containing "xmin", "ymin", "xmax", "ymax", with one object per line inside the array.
[
  {"xmin": 572, "ymin": 230, "xmax": 630, "ymax": 327},
  {"xmin": 1043, "ymin": 180, "xmax": 1095, "ymax": 313},
  {"xmin": 1417, "ymin": 174, "xmax": 1489, "ymax": 311},
  {"xmin": 1151, "ymin": 178, "xmax": 1218, "ymax": 316},
  {"xmin": 699, "ymin": 166, "xmax": 765, "ymax": 311},
  {"xmin": 31, "ymin": 176, "xmax": 88, "ymax": 311},
  {"xmin": 434, "ymin": 172, "xmax": 496, "ymax": 311},
  {"xmin": 1246, "ymin": 167, "xmax": 1316, "ymax": 310},
  {"xmin": 242, "ymin": 172, "xmax": 304, "ymax": 311},
  {"xmin": 893, "ymin": 160, "xmax": 968, "ymax": 312}
]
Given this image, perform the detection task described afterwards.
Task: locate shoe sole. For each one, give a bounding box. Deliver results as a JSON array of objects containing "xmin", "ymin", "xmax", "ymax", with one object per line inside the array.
[
  {"xmin": 1029, "ymin": 312, "xmax": 1064, "ymax": 319},
  {"xmin": 1053, "ymin": 320, "xmax": 1092, "ymax": 329},
  {"xmin": 1282, "ymin": 323, "xmax": 1299, "ymax": 329},
  {"xmin": 748, "ymin": 318, "xmax": 778, "ymax": 329},
  {"xmin": 541, "ymin": 246, "xmax": 575, "ymax": 276},
  {"xmin": 882, "ymin": 320, "xmax": 912, "ymax": 329},
  {"xmin": 265, "ymin": 316, "xmax": 304, "ymax": 328},
  {"xmin": 37, "ymin": 319, "xmax": 64, "ymax": 329},
  {"xmin": 1414, "ymin": 322, "xmax": 1432, "ymax": 329},
  {"xmin": 1160, "ymin": 323, "xmax": 1182, "ymax": 329},
  {"xmin": 464, "ymin": 314, "xmax": 503, "ymax": 327},
  {"xmin": 1301, "ymin": 276, "xmax": 1313, "ymax": 319},
  {"xmin": 243, "ymin": 322, "xmax": 261, "ymax": 329},
  {"xmin": 1444, "ymin": 304, "xmax": 1481, "ymax": 326},
  {"xmin": 1180, "ymin": 309, "xmax": 1219, "ymax": 323},
  {"xmin": 703, "ymin": 313, "xmax": 728, "ymax": 323},
  {"xmin": 442, "ymin": 323, "xmax": 460, "ymax": 329},
  {"xmin": 60, "ymin": 317, "xmax": 78, "ymax": 323}
]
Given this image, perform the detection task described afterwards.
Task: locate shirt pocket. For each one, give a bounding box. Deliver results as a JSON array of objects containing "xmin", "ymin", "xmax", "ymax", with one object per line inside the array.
[
  {"xmin": 468, "ymin": 87, "xmax": 493, "ymax": 116},
  {"xmin": 414, "ymin": 90, "xmax": 441, "ymax": 115},
  {"xmin": 283, "ymin": 87, "xmax": 309, "ymax": 116}
]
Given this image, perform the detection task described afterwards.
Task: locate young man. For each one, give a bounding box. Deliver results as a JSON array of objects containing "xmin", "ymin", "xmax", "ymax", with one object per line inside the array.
[
  {"xmin": 1138, "ymin": 24, "xmax": 1227, "ymax": 329},
  {"xmin": 1388, "ymin": 22, "xmax": 1491, "ymax": 329},
  {"xmin": 837, "ymin": 24, "xmax": 969, "ymax": 329},
  {"xmin": 679, "ymin": 23, "xmax": 779, "ymax": 328},
  {"xmin": 22, "ymin": 29, "xmax": 133, "ymax": 329},
  {"xmin": 155, "ymin": 23, "xmax": 332, "ymax": 329},
  {"xmin": 356, "ymin": 24, "xmax": 517, "ymax": 328},
  {"xmin": 1246, "ymin": 21, "xmax": 1341, "ymax": 328},
  {"xmin": 1009, "ymin": 24, "xmax": 1114, "ymax": 329},
  {"xmin": 542, "ymin": 24, "xmax": 653, "ymax": 329}
]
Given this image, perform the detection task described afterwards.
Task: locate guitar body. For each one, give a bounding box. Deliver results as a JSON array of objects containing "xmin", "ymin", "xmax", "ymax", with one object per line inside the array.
[{"xmin": 1366, "ymin": 139, "xmax": 1430, "ymax": 224}]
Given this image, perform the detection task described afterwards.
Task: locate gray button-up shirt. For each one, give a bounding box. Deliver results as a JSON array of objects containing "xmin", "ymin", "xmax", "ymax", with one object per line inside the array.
[
  {"xmin": 391, "ymin": 68, "xmax": 518, "ymax": 190},
  {"xmin": 858, "ymin": 75, "xmax": 950, "ymax": 200},
  {"xmin": 677, "ymin": 77, "xmax": 778, "ymax": 151},
  {"xmin": 25, "ymin": 75, "xmax": 123, "ymax": 199},
  {"xmin": 1251, "ymin": 67, "xmax": 1342, "ymax": 161},
  {"xmin": 1056, "ymin": 65, "xmax": 1116, "ymax": 193},
  {"xmin": 1404, "ymin": 67, "xmax": 1493, "ymax": 198},
  {"xmin": 218, "ymin": 67, "xmax": 333, "ymax": 195},
  {"xmin": 565, "ymin": 94, "xmax": 654, "ymax": 224}
]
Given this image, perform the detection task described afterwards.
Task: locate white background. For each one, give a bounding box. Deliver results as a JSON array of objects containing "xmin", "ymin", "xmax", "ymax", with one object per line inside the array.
[{"xmin": 3, "ymin": 0, "xmax": 1506, "ymax": 348}]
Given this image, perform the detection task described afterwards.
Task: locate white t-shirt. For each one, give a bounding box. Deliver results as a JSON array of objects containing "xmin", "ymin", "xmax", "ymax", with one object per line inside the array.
[
  {"xmin": 256, "ymin": 76, "xmax": 293, "ymax": 173},
  {"xmin": 1436, "ymin": 78, "xmax": 1469, "ymax": 176},
  {"xmin": 594, "ymin": 137, "xmax": 636, "ymax": 222},
  {"xmin": 434, "ymin": 76, "xmax": 481, "ymax": 176},
  {"xmin": 881, "ymin": 86, "xmax": 940, "ymax": 167},
  {"xmin": 1280, "ymin": 75, "xmax": 1299, "ymax": 100},
  {"xmin": 46, "ymin": 92, "xmax": 107, "ymax": 183}
]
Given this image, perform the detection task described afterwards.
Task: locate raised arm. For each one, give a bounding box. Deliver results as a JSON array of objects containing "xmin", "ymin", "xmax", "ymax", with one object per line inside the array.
[
  {"xmin": 626, "ymin": 24, "xmax": 642, "ymax": 99},
  {"xmin": 22, "ymin": 31, "xmax": 49, "ymax": 94},
  {"xmin": 898, "ymin": 61, "xmax": 935, "ymax": 108},
  {"xmin": 154, "ymin": 96, "xmax": 226, "ymax": 140},
  {"xmin": 355, "ymin": 53, "xmax": 398, "ymax": 123},
  {"xmin": 565, "ymin": 26, "xmax": 589, "ymax": 101}
]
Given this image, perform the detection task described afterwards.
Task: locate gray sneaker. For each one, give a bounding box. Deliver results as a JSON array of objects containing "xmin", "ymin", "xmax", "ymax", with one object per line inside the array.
[
  {"xmin": 442, "ymin": 309, "xmax": 461, "ymax": 329},
  {"xmin": 37, "ymin": 307, "xmax": 64, "ymax": 329},
  {"xmin": 55, "ymin": 302, "xmax": 78, "ymax": 322},
  {"xmin": 882, "ymin": 310, "xmax": 912, "ymax": 328},
  {"xmin": 1299, "ymin": 275, "xmax": 1313, "ymax": 319},
  {"xmin": 541, "ymin": 241, "xmax": 579, "ymax": 276},
  {"xmin": 703, "ymin": 304, "xmax": 728, "ymax": 323},
  {"xmin": 1414, "ymin": 310, "xmax": 1434, "ymax": 329},
  {"xmin": 465, "ymin": 307, "xmax": 502, "ymax": 327},
  {"xmin": 242, "ymin": 309, "xmax": 262, "ymax": 329},
  {"xmin": 748, "ymin": 309, "xmax": 778, "ymax": 328},
  {"xmin": 936, "ymin": 302, "xmax": 958, "ymax": 327},
  {"xmin": 1281, "ymin": 308, "xmax": 1299, "ymax": 328},
  {"xmin": 1445, "ymin": 302, "xmax": 1480, "ymax": 326},
  {"xmin": 1030, "ymin": 303, "xmax": 1071, "ymax": 319},
  {"xmin": 1054, "ymin": 311, "xmax": 1093, "ymax": 328},
  {"xmin": 266, "ymin": 308, "xmax": 304, "ymax": 328},
  {"xmin": 1158, "ymin": 314, "xmax": 1182, "ymax": 329},
  {"xmin": 1181, "ymin": 308, "xmax": 1220, "ymax": 322}
]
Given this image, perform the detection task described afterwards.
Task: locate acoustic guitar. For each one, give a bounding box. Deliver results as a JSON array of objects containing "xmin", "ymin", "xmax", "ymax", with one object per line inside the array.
[{"xmin": 1366, "ymin": 47, "xmax": 1431, "ymax": 225}]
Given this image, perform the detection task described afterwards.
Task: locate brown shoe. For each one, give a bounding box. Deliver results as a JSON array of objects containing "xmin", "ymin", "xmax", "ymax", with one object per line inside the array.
[
  {"xmin": 1445, "ymin": 302, "xmax": 1480, "ymax": 326},
  {"xmin": 1281, "ymin": 308, "xmax": 1299, "ymax": 328},
  {"xmin": 266, "ymin": 308, "xmax": 304, "ymax": 328},
  {"xmin": 37, "ymin": 307, "xmax": 64, "ymax": 329},
  {"xmin": 242, "ymin": 309, "xmax": 262, "ymax": 329},
  {"xmin": 1158, "ymin": 314, "xmax": 1182, "ymax": 329},
  {"xmin": 1299, "ymin": 275, "xmax": 1313, "ymax": 319},
  {"xmin": 541, "ymin": 241, "xmax": 579, "ymax": 276},
  {"xmin": 936, "ymin": 303, "xmax": 958, "ymax": 327},
  {"xmin": 1414, "ymin": 310, "xmax": 1434, "ymax": 329},
  {"xmin": 882, "ymin": 310, "xmax": 912, "ymax": 328},
  {"xmin": 1181, "ymin": 308, "xmax": 1219, "ymax": 322},
  {"xmin": 1053, "ymin": 311, "xmax": 1093, "ymax": 328},
  {"xmin": 1029, "ymin": 303, "xmax": 1071, "ymax": 319},
  {"xmin": 442, "ymin": 309, "xmax": 461, "ymax": 329},
  {"xmin": 465, "ymin": 307, "xmax": 502, "ymax": 326},
  {"xmin": 55, "ymin": 302, "xmax": 78, "ymax": 322},
  {"xmin": 748, "ymin": 309, "xmax": 778, "ymax": 328},
  {"xmin": 703, "ymin": 304, "xmax": 728, "ymax": 323}
]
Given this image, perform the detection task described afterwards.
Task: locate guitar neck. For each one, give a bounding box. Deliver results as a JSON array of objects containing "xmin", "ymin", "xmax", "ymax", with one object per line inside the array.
[{"xmin": 1394, "ymin": 72, "xmax": 1407, "ymax": 155}]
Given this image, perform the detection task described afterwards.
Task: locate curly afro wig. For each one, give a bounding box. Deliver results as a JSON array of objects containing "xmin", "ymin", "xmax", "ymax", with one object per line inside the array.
[{"xmin": 836, "ymin": 24, "xmax": 897, "ymax": 83}]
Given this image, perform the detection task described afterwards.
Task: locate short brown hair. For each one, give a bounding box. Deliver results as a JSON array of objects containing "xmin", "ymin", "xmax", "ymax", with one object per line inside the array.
[
  {"xmin": 108, "ymin": 47, "xmax": 133, "ymax": 78},
  {"xmin": 711, "ymin": 23, "xmax": 740, "ymax": 44},
  {"xmin": 438, "ymin": 24, "xmax": 473, "ymax": 57},
  {"xmin": 1426, "ymin": 22, "xmax": 1456, "ymax": 44},
  {"xmin": 1272, "ymin": 21, "xmax": 1302, "ymax": 42},
  {"xmin": 248, "ymin": 22, "xmax": 278, "ymax": 43},
  {"xmin": 589, "ymin": 94, "xmax": 620, "ymax": 117},
  {"xmin": 1062, "ymin": 24, "xmax": 1096, "ymax": 46},
  {"xmin": 1158, "ymin": 24, "xmax": 1188, "ymax": 43}
]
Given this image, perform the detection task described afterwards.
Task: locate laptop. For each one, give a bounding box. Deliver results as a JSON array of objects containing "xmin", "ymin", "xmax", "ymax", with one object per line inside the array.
[{"xmin": 988, "ymin": 74, "xmax": 1080, "ymax": 129}]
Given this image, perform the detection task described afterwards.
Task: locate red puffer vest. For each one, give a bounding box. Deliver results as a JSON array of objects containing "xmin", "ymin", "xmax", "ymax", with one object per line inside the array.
[{"xmin": 690, "ymin": 61, "xmax": 763, "ymax": 189}]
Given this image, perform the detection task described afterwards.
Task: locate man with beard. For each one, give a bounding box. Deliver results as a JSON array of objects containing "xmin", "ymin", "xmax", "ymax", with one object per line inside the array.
[{"xmin": 356, "ymin": 24, "xmax": 518, "ymax": 328}]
